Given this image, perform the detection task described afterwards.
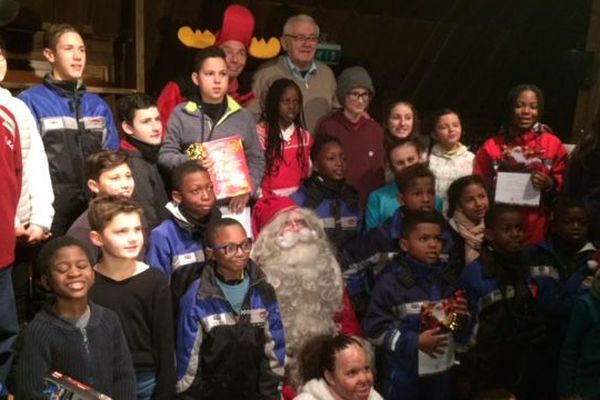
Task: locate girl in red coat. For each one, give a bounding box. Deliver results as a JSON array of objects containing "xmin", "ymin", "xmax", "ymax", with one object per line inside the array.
[
  {"xmin": 474, "ymin": 84, "xmax": 568, "ymax": 244},
  {"xmin": 257, "ymin": 78, "xmax": 312, "ymax": 197}
]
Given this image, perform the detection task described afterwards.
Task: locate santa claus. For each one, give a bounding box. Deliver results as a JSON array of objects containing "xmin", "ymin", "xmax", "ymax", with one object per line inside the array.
[{"xmin": 251, "ymin": 196, "xmax": 362, "ymax": 396}]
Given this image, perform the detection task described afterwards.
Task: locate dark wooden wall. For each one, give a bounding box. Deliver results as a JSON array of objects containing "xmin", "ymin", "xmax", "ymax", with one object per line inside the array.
[{"xmin": 2, "ymin": 0, "xmax": 592, "ymax": 145}]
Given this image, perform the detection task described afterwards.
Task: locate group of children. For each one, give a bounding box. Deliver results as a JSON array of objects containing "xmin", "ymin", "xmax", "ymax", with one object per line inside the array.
[{"xmin": 3, "ymin": 20, "xmax": 600, "ymax": 400}]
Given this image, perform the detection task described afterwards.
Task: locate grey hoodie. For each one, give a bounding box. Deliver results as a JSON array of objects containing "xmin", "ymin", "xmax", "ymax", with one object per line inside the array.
[{"xmin": 159, "ymin": 96, "xmax": 265, "ymax": 194}]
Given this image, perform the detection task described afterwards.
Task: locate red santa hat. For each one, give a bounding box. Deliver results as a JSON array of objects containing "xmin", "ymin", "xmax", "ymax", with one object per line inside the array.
[
  {"xmin": 252, "ymin": 196, "xmax": 298, "ymax": 237},
  {"xmin": 215, "ymin": 4, "xmax": 255, "ymax": 48}
]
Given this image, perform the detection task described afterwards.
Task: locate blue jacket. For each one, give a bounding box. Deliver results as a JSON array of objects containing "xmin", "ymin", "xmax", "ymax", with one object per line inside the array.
[
  {"xmin": 290, "ymin": 174, "xmax": 361, "ymax": 250},
  {"xmin": 175, "ymin": 260, "xmax": 285, "ymax": 399},
  {"xmin": 18, "ymin": 75, "xmax": 118, "ymax": 234},
  {"xmin": 363, "ymin": 255, "xmax": 461, "ymax": 400},
  {"xmin": 341, "ymin": 207, "xmax": 462, "ymax": 299},
  {"xmin": 146, "ymin": 202, "xmax": 221, "ymax": 279},
  {"xmin": 459, "ymin": 246, "xmax": 546, "ymax": 396},
  {"xmin": 525, "ymin": 240, "xmax": 596, "ymax": 325}
]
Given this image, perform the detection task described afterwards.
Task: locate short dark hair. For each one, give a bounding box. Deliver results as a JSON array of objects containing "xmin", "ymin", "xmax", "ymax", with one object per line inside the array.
[
  {"xmin": 298, "ymin": 334, "xmax": 366, "ymax": 384},
  {"xmin": 310, "ymin": 134, "xmax": 343, "ymax": 163},
  {"xmin": 396, "ymin": 163, "xmax": 435, "ymax": 194},
  {"xmin": 446, "ymin": 175, "xmax": 489, "ymax": 219},
  {"xmin": 385, "ymin": 137, "xmax": 423, "ymax": 163},
  {"xmin": 37, "ymin": 236, "xmax": 92, "ymax": 278},
  {"xmin": 88, "ymin": 195, "xmax": 143, "ymax": 232},
  {"xmin": 171, "ymin": 161, "xmax": 209, "ymax": 191},
  {"xmin": 193, "ymin": 46, "xmax": 226, "ymax": 72},
  {"xmin": 44, "ymin": 24, "xmax": 80, "ymax": 50},
  {"xmin": 204, "ymin": 217, "xmax": 244, "ymax": 247},
  {"xmin": 85, "ymin": 150, "xmax": 130, "ymax": 182},
  {"xmin": 484, "ymin": 203, "xmax": 520, "ymax": 229},
  {"xmin": 553, "ymin": 196, "xmax": 586, "ymax": 217},
  {"xmin": 117, "ymin": 93, "xmax": 156, "ymax": 125},
  {"xmin": 401, "ymin": 210, "xmax": 444, "ymax": 238}
]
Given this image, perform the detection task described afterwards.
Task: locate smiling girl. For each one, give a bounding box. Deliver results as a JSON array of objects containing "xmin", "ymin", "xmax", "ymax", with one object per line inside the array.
[{"xmin": 473, "ymin": 84, "xmax": 568, "ymax": 244}]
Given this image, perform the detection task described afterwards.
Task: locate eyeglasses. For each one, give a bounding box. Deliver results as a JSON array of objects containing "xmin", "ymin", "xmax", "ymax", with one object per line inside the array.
[
  {"xmin": 284, "ymin": 34, "xmax": 319, "ymax": 44},
  {"xmin": 347, "ymin": 91, "xmax": 371, "ymax": 101},
  {"xmin": 211, "ymin": 238, "xmax": 253, "ymax": 256}
]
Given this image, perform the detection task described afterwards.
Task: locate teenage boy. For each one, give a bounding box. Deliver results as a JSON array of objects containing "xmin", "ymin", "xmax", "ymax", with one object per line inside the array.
[
  {"xmin": 176, "ymin": 218, "xmax": 285, "ymax": 399},
  {"xmin": 14, "ymin": 236, "xmax": 136, "ymax": 399},
  {"xmin": 146, "ymin": 161, "xmax": 220, "ymax": 279},
  {"xmin": 290, "ymin": 135, "xmax": 361, "ymax": 251},
  {"xmin": 67, "ymin": 150, "xmax": 134, "ymax": 263},
  {"xmin": 18, "ymin": 24, "xmax": 119, "ymax": 235},
  {"xmin": 459, "ymin": 204, "xmax": 546, "ymax": 400},
  {"xmin": 118, "ymin": 93, "xmax": 169, "ymax": 229},
  {"xmin": 88, "ymin": 196, "xmax": 175, "ymax": 399},
  {"xmin": 342, "ymin": 164, "xmax": 460, "ymax": 317},
  {"xmin": 365, "ymin": 138, "xmax": 443, "ymax": 230},
  {"xmin": 158, "ymin": 47, "xmax": 264, "ymax": 213},
  {"xmin": 363, "ymin": 210, "xmax": 468, "ymax": 400}
]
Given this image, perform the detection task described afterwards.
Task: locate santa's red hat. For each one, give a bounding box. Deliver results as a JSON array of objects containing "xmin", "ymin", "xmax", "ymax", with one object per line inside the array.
[
  {"xmin": 252, "ymin": 196, "xmax": 298, "ymax": 237},
  {"xmin": 215, "ymin": 4, "xmax": 255, "ymax": 48}
]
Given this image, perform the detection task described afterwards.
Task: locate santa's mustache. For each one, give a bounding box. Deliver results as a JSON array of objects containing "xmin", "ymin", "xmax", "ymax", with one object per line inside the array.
[{"xmin": 276, "ymin": 227, "xmax": 318, "ymax": 249}]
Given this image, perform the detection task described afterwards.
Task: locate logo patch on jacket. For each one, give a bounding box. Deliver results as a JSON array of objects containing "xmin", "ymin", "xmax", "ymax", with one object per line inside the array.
[{"xmin": 82, "ymin": 116, "xmax": 106, "ymax": 130}]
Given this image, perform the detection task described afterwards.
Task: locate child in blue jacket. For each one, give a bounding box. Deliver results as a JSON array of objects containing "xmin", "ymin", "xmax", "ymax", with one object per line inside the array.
[
  {"xmin": 459, "ymin": 204, "xmax": 545, "ymax": 400},
  {"xmin": 290, "ymin": 135, "xmax": 361, "ymax": 251},
  {"xmin": 363, "ymin": 210, "xmax": 468, "ymax": 400}
]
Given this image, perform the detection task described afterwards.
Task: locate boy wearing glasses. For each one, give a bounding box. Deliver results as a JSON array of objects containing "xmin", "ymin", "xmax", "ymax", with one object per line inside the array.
[
  {"xmin": 315, "ymin": 66, "xmax": 385, "ymax": 209},
  {"xmin": 175, "ymin": 218, "xmax": 286, "ymax": 399},
  {"xmin": 251, "ymin": 14, "xmax": 338, "ymax": 133}
]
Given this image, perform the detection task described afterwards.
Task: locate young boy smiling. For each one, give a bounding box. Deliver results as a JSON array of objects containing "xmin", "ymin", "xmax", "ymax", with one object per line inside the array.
[
  {"xmin": 15, "ymin": 236, "xmax": 136, "ymax": 398},
  {"xmin": 67, "ymin": 150, "xmax": 134, "ymax": 263},
  {"xmin": 88, "ymin": 196, "xmax": 175, "ymax": 399},
  {"xmin": 175, "ymin": 218, "xmax": 285, "ymax": 399}
]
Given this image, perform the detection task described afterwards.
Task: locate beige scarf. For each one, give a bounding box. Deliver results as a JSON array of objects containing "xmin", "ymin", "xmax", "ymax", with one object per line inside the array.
[{"xmin": 451, "ymin": 209, "xmax": 485, "ymax": 264}]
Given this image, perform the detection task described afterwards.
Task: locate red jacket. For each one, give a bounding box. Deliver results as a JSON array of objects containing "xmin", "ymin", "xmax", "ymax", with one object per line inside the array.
[
  {"xmin": 473, "ymin": 126, "xmax": 568, "ymax": 243},
  {"xmin": 0, "ymin": 105, "xmax": 22, "ymax": 267}
]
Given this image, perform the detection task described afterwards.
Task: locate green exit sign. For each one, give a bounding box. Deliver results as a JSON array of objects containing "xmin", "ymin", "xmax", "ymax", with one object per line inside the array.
[{"xmin": 316, "ymin": 43, "xmax": 341, "ymax": 66}]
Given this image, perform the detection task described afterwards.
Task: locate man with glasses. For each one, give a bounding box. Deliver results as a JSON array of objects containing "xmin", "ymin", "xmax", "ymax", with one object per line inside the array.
[
  {"xmin": 315, "ymin": 66, "xmax": 385, "ymax": 209},
  {"xmin": 251, "ymin": 14, "xmax": 339, "ymax": 133},
  {"xmin": 175, "ymin": 217, "xmax": 286, "ymax": 399}
]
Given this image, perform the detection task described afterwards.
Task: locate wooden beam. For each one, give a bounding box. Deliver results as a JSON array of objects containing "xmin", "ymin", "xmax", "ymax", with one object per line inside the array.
[
  {"xmin": 571, "ymin": 0, "xmax": 600, "ymax": 142},
  {"xmin": 135, "ymin": 0, "xmax": 145, "ymax": 92}
]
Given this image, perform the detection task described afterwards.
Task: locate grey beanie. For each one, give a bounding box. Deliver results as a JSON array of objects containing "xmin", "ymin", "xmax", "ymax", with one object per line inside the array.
[{"xmin": 336, "ymin": 66, "xmax": 375, "ymax": 103}]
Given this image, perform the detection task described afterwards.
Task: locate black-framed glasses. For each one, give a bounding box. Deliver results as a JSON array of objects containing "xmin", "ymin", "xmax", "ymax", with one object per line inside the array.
[
  {"xmin": 284, "ymin": 34, "xmax": 320, "ymax": 44},
  {"xmin": 347, "ymin": 91, "xmax": 372, "ymax": 101},
  {"xmin": 211, "ymin": 238, "xmax": 253, "ymax": 256}
]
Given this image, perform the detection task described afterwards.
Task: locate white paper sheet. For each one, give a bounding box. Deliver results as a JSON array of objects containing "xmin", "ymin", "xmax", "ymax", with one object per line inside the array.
[
  {"xmin": 494, "ymin": 172, "xmax": 541, "ymax": 207},
  {"xmin": 219, "ymin": 206, "xmax": 253, "ymax": 239}
]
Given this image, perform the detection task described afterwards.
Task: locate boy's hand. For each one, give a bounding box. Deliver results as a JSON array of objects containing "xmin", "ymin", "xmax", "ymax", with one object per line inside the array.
[
  {"xmin": 228, "ymin": 193, "xmax": 250, "ymax": 214},
  {"xmin": 197, "ymin": 156, "xmax": 215, "ymax": 175},
  {"xmin": 531, "ymin": 171, "xmax": 553, "ymax": 191},
  {"xmin": 418, "ymin": 327, "xmax": 448, "ymax": 358},
  {"xmin": 26, "ymin": 225, "xmax": 51, "ymax": 245}
]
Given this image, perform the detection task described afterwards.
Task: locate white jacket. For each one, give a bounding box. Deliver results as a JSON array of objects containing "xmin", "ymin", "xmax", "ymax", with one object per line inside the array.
[
  {"xmin": 0, "ymin": 87, "xmax": 54, "ymax": 230},
  {"xmin": 428, "ymin": 143, "xmax": 474, "ymax": 213},
  {"xmin": 294, "ymin": 378, "xmax": 383, "ymax": 400}
]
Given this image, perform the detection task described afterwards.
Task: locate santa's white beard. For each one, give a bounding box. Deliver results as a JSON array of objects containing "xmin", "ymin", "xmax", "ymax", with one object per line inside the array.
[{"xmin": 260, "ymin": 230, "xmax": 344, "ymax": 386}]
